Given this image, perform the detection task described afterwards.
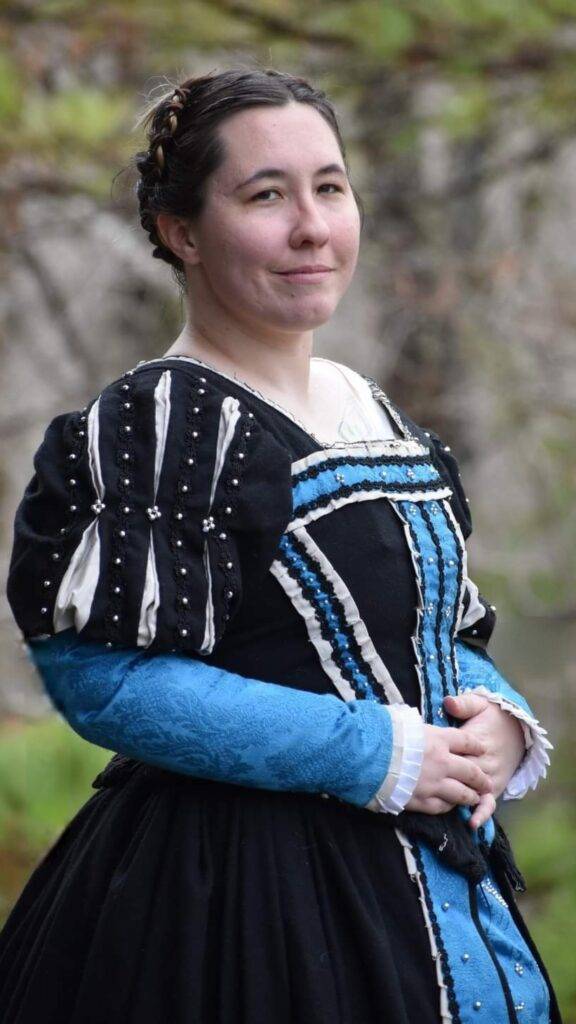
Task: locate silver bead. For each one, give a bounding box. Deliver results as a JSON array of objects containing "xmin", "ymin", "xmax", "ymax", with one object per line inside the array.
[
  {"xmin": 191, "ymin": 431, "xmax": 199, "ymax": 438},
  {"xmin": 442, "ymin": 901, "xmax": 450, "ymax": 910},
  {"xmin": 78, "ymin": 430, "xmax": 85, "ymax": 437},
  {"xmin": 238, "ymin": 452, "xmax": 245, "ymax": 459},
  {"xmin": 113, "ymin": 586, "xmax": 121, "ymax": 594},
  {"xmin": 514, "ymin": 963, "xmax": 524, "ymax": 975},
  {"xmin": 245, "ymin": 430, "xmax": 251, "ymax": 437},
  {"xmin": 192, "ymin": 407, "xmax": 200, "ymax": 414},
  {"xmin": 123, "ymin": 506, "xmax": 131, "ymax": 514},
  {"xmin": 119, "ymin": 529, "xmax": 126, "ymax": 538},
  {"xmin": 124, "ymin": 402, "xmax": 131, "ymax": 409},
  {"xmin": 473, "ymin": 1002, "xmax": 482, "ymax": 1011},
  {"xmin": 80, "ymin": 415, "xmax": 86, "ymax": 422},
  {"xmin": 114, "ymin": 557, "xmax": 122, "ymax": 565},
  {"xmin": 123, "ymin": 478, "xmax": 130, "ymax": 486},
  {"xmin": 68, "ymin": 453, "xmax": 77, "ymax": 460},
  {"xmin": 219, "ymin": 532, "xmax": 227, "ymax": 540},
  {"xmin": 69, "ymin": 478, "xmax": 77, "ymax": 485},
  {"xmin": 248, "ymin": 412, "xmax": 254, "ymax": 418},
  {"xmin": 444, "ymin": 445, "xmax": 451, "ymax": 452},
  {"xmin": 461, "ymin": 953, "xmax": 470, "ymax": 963},
  {"xmin": 226, "ymin": 589, "xmax": 234, "ymax": 598},
  {"xmin": 427, "ymin": 556, "xmax": 435, "ymax": 564},
  {"xmin": 43, "ymin": 580, "xmax": 52, "ymax": 587},
  {"xmin": 112, "ymin": 614, "xmax": 119, "ymax": 623},
  {"xmin": 180, "ymin": 628, "xmax": 188, "ymax": 637},
  {"xmin": 176, "ymin": 540, "xmax": 183, "ymax": 547},
  {"xmin": 187, "ymin": 457, "xmax": 194, "ymax": 465},
  {"xmin": 424, "ymin": 431, "xmax": 431, "ymax": 437},
  {"xmin": 91, "ymin": 499, "xmax": 105, "ymax": 515},
  {"xmin": 199, "ymin": 377, "xmax": 206, "ymax": 383},
  {"xmin": 437, "ymin": 706, "xmax": 445, "ymax": 718},
  {"xmin": 146, "ymin": 505, "xmax": 161, "ymax": 521},
  {"xmin": 181, "ymin": 597, "xmax": 189, "ymax": 605},
  {"xmin": 51, "ymin": 552, "xmax": 60, "ymax": 561},
  {"xmin": 231, "ymin": 478, "xmax": 239, "ymax": 486},
  {"xmin": 60, "ymin": 527, "xmax": 67, "ymax": 534},
  {"xmin": 123, "ymin": 425, "xmax": 131, "ymax": 432},
  {"xmin": 121, "ymin": 383, "xmax": 130, "ymax": 391},
  {"xmin": 472, "ymin": 628, "xmax": 478, "ymax": 636},
  {"xmin": 175, "ymin": 512, "xmax": 184, "ymax": 521},
  {"xmin": 428, "ymin": 653, "xmax": 436, "ymax": 662},
  {"xmin": 514, "ymin": 1003, "xmax": 525, "ymax": 1012},
  {"xmin": 41, "ymin": 606, "xmax": 48, "ymax": 614},
  {"xmin": 180, "ymin": 567, "xmax": 187, "ymax": 576},
  {"xmin": 448, "ymin": 559, "xmax": 455, "ymax": 566},
  {"xmin": 225, "ymin": 506, "xmax": 232, "ymax": 514},
  {"xmin": 105, "ymin": 641, "xmax": 113, "ymax": 648},
  {"xmin": 490, "ymin": 604, "xmax": 497, "ymax": 612},
  {"xmin": 465, "ymin": 497, "xmax": 470, "ymax": 503},
  {"xmin": 198, "ymin": 388, "xmax": 205, "ymax": 395},
  {"xmin": 181, "ymin": 484, "xmax": 189, "ymax": 493},
  {"xmin": 226, "ymin": 561, "xmax": 233, "ymax": 569},
  {"xmin": 70, "ymin": 504, "xmax": 77, "ymax": 512},
  {"xmin": 202, "ymin": 515, "xmax": 215, "ymax": 532},
  {"xmin": 122, "ymin": 452, "xmax": 130, "ymax": 460}
]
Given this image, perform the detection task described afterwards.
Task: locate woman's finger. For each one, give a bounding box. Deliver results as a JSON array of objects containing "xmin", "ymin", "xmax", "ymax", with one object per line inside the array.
[
  {"xmin": 447, "ymin": 753, "xmax": 494, "ymax": 794},
  {"xmin": 468, "ymin": 792, "xmax": 497, "ymax": 830},
  {"xmin": 446, "ymin": 728, "xmax": 487, "ymax": 758},
  {"xmin": 436, "ymin": 780, "xmax": 483, "ymax": 808}
]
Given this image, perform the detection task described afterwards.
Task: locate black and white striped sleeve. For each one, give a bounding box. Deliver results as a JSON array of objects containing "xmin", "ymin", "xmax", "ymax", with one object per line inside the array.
[{"xmin": 7, "ymin": 364, "xmax": 293, "ymax": 655}]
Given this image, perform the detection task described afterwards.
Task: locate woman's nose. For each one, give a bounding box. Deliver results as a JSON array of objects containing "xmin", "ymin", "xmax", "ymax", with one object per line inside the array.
[{"xmin": 289, "ymin": 199, "xmax": 330, "ymax": 247}]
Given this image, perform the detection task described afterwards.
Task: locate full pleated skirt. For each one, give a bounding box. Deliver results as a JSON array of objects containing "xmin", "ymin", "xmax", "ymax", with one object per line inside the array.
[{"xmin": 0, "ymin": 762, "xmax": 448, "ymax": 1024}]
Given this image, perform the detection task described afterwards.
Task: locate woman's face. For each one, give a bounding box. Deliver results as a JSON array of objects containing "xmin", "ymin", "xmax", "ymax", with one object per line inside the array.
[{"xmin": 187, "ymin": 102, "xmax": 361, "ymax": 336}]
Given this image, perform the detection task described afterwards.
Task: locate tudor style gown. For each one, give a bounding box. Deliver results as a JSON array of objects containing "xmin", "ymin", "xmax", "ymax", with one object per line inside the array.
[{"xmin": 0, "ymin": 354, "xmax": 561, "ymax": 1024}]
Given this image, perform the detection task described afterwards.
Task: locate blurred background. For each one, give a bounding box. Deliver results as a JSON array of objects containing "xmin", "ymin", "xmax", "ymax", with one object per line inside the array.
[{"xmin": 0, "ymin": 0, "xmax": 574, "ymax": 1016}]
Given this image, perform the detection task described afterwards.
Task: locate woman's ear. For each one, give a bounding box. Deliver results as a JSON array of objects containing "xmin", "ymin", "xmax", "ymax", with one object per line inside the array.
[{"xmin": 155, "ymin": 213, "xmax": 200, "ymax": 266}]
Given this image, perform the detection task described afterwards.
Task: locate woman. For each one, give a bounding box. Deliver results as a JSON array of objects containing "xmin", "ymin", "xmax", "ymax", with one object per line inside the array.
[{"xmin": 1, "ymin": 67, "xmax": 560, "ymax": 1023}]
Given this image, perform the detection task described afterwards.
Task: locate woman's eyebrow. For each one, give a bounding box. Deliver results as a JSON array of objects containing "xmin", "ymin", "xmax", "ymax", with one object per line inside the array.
[{"xmin": 234, "ymin": 163, "xmax": 346, "ymax": 191}]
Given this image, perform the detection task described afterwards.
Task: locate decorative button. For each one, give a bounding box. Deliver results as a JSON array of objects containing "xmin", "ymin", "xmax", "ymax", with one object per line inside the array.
[
  {"xmin": 202, "ymin": 515, "xmax": 215, "ymax": 533},
  {"xmin": 91, "ymin": 499, "xmax": 106, "ymax": 515},
  {"xmin": 514, "ymin": 963, "xmax": 524, "ymax": 975},
  {"xmin": 147, "ymin": 505, "xmax": 162, "ymax": 521}
]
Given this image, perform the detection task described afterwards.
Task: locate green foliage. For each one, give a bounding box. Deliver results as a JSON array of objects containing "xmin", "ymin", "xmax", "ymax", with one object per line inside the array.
[{"xmin": 0, "ymin": 716, "xmax": 108, "ymax": 852}]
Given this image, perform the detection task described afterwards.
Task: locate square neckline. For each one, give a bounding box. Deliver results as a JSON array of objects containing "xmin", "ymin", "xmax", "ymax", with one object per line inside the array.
[{"xmin": 129, "ymin": 353, "xmax": 411, "ymax": 450}]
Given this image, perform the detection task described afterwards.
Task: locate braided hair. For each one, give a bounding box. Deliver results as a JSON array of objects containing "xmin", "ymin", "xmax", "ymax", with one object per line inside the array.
[{"xmin": 133, "ymin": 66, "xmax": 365, "ymax": 291}]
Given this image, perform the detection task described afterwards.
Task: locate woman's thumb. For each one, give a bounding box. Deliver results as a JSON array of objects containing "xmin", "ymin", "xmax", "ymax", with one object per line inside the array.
[{"xmin": 443, "ymin": 692, "xmax": 489, "ymax": 719}]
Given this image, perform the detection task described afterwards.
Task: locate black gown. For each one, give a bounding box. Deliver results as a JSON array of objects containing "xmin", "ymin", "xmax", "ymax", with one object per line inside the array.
[{"xmin": 0, "ymin": 355, "xmax": 561, "ymax": 1024}]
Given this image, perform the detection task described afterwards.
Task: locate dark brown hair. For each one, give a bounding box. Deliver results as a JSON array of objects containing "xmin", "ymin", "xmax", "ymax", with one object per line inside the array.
[{"xmin": 133, "ymin": 65, "xmax": 365, "ymax": 291}]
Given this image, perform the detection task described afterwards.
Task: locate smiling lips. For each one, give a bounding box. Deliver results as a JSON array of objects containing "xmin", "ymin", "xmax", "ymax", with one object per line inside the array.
[{"xmin": 276, "ymin": 265, "xmax": 333, "ymax": 274}]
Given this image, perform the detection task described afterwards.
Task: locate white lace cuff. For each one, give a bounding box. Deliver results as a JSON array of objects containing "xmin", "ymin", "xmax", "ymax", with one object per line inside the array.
[
  {"xmin": 466, "ymin": 685, "xmax": 554, "ymax": 800},
  {"xmin": 365, "ymin": 704, "xmax": 425, "ymax": 815}
]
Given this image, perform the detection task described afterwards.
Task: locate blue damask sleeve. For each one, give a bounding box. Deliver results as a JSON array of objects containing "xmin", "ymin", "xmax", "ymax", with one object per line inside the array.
[{"xmin": 28, "ymin": 628, "xmax": 397, "ymax": 809}]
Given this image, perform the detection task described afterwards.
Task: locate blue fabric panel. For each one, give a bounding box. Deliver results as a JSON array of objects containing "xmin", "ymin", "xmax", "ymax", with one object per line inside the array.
[
  {"xmin": 454, "ymin": 640, "xmax": 535, "ymax": 720},
  {"xmin": 28, "ymin": 629, "xmax": 394, "ymax": 808},
  {"xmin": 416, "ymin": 842, "xmax": 550, "ymax": 1022},
  {"xmin": 292, "ymin": 457, "xmax": 442, "ymax": 514}
]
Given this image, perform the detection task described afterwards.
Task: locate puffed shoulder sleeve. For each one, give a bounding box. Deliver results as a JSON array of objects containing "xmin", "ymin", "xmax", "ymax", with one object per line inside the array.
[
  {"xmin": 7, "ymin": 365, "xmax": 294, "ymax": 655},
  {"xmin": 426, "ymin": 428, "xmax": 496, "ymax": 649}
]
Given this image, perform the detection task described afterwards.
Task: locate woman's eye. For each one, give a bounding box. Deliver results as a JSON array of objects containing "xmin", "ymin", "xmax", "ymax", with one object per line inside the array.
[{"xmin": 251, "ymin": 183, "xmax": 344, "ymax": 202}]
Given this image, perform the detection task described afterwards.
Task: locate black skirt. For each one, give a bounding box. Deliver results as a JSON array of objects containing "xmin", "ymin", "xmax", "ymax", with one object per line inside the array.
[{"xmin": 0, "ymin": 761, "xmax": 445, "ymax": 1024}]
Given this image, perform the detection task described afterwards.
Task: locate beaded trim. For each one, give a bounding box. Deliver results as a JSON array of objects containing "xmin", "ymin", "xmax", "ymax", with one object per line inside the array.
[{"xmin": 270, "ymin": 527, "xmax": 404, "ymax": 706}]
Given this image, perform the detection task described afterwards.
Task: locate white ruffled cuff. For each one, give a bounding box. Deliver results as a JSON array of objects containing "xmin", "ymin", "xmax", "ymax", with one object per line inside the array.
[
  {"xmin": 465, "ymin": 685, "xmax": 554, "ymax": 800},
  {"xmin": 365, "ymin": 704, "xmax": 425, "ymax": 815}
]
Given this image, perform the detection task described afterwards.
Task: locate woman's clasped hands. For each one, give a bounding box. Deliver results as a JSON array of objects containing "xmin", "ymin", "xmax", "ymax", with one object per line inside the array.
[{"xmin": 405, "ymin": 692, "xmax": 526, "ymax": 830}]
